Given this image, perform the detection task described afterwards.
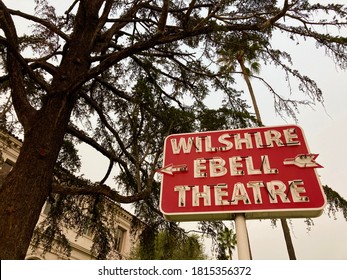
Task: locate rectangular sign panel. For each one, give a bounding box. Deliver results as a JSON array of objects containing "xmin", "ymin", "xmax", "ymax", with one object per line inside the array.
[{"xmin": 159, "ymin": 125, "xmax": 326, "ymax": 221}]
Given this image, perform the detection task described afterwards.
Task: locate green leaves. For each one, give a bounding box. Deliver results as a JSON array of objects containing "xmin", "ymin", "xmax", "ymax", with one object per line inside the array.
[
  {"xmin": 216, "ymin": 225, "xmax": 237, "ymax": 260},
  {"xmin": 324, "ymin": 185, "xmax": 347, "ymax": 221},
  {"xmin": 131, "ymin": 230, "xmax": 206, "ymax": 260}
]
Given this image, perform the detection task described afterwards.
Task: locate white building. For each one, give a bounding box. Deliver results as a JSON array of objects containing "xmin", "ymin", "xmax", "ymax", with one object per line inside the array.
[{"xmin": 0, "ymin": 129, "xmax": 143, "ymax": 260}]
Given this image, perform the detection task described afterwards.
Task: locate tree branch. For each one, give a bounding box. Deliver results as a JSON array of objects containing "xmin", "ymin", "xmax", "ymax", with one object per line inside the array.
[
  {"xmin": 99, "ymin": 159, "xmax": 114, "ymax": 185},
  {"xmin": 260, "ymin": 0, "xmax": 291, "ymax": 30},
  {"xmin": 66, "ymin": 125, "xmax": 139, "ymax": 191},
  {"xmin": 157, "ymin": 0, "xmax": 169, "ymax": 34},
  {"xmin": 0, "ymin": 2, "xmax": 37, "ymax": 128},
  {"xmin": 8, "ymin": 9, "xmax": 70, "ymax": 42},
  {"xmin": 79, "ymin": 91, "xmax": 137, "ymax": 166},
  {"xmin": 51, "ymin": 181, "xmax": 151, "ymax": 204}
]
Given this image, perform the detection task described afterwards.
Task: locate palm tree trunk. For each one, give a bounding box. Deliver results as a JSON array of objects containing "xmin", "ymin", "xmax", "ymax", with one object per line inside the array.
[
  {"xmin": 281, "ymin": 218, "xmax": 296, "ymax": 260},
  {"xmin": 236, "ymin": 51, "xmax": 262, "ymax": 125},
  {"xmin": 237, "ymin": 52, "xmax": 297, "ymax": 260}
]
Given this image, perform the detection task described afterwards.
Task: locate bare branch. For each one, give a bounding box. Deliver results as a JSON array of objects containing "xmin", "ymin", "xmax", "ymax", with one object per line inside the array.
[
  {"xmin": 99, "ymin": 159, "xmax": 114, "ymax": 185},
  {"xmin": 157, "ymin": 0, "xmax": 170, "ymax": 34}
]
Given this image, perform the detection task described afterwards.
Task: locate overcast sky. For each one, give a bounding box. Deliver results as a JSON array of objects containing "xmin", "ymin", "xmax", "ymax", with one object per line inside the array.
[{"xmin": 3, "ymin": 0, "xmax": 347, "ymax": 260}]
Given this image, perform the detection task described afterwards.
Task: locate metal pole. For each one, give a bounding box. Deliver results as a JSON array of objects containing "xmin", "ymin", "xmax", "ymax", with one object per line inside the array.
[{"xmin": 235, "ymin": 213, "xmax": 251, "ymax": 260}]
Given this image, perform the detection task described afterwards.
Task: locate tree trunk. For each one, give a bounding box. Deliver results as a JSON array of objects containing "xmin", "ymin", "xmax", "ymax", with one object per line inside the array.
[
  {"xmin": 280, "ymin": 218, "xmax": 296, "ymax": 260},
  {"xmin": 237, "ymin": 52, "xmax": 262, "ymax": 125},
  {"xmin": 0, "ymin": 0, "xmax": 104, "ymax": 259},
  {"xmin": 237, "ymin": 52, "xmax": 297, "ymax": 260},
  {"xmin": 0, "ymin": 96, "xmax": 75, "ymax": 259}
]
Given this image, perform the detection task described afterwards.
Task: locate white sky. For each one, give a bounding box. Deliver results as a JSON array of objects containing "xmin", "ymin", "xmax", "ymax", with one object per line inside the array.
[{"xmin": 3, "ymin": 0, "xmax": 347, "ymax": 260}]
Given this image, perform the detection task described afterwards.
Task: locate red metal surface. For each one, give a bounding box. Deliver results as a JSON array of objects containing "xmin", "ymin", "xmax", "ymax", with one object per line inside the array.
[{"xmin": 159, "ymin": 125, "xmax": 326, "ymax": 221}]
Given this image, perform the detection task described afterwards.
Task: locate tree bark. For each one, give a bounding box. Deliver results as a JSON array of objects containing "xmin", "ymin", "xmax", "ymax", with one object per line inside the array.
[
  {"xmin": 237, "ymin": 52, "xmax": 262, "ymax": 125},
  {"xmin": 280, "ymin": 218, "xmax": 296, "ymax": 260},
  {"xmin": 237, "ymin": 51, "xmax": 297, "ymax": 260},
  {"xmin": 0, "ymin": 94, "xmax": 76, "ymax": 259},
  {"xmin": 0, "ymin": 0, "xmax": 103, "ymax": 259}
]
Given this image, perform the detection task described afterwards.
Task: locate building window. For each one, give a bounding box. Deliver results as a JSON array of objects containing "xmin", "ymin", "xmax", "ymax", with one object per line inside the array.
[{"xmin": 114, "ymin": 227, "xmax": 126, "ymax": 252}]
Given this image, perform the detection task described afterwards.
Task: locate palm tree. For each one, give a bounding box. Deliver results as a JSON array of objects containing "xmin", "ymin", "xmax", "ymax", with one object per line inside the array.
[
  {"xmin": 217, "ymin": 226, "xmax": 237, "ymax": 260},
  {"xmin": 236, "ymin": 49, "xmax": 263, "ymax": 125},
  {"xmin": 217, "ymin": 37, "xmax": 262, "ymax": 125},
  {"xmin": 217, "ymin": 34, "xmax": 297, "ymax": 260}
]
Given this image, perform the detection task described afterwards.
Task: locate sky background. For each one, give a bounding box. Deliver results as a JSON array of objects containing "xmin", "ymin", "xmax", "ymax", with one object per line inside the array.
[{"xmin": 4, "ymin": 0, "xmax": 347, "ymax": 260}]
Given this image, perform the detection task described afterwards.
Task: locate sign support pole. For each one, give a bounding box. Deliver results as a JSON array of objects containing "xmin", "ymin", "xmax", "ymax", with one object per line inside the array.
[{"xmin": 235, "ymin": 213, "xmax": 251, "ymax": 260}]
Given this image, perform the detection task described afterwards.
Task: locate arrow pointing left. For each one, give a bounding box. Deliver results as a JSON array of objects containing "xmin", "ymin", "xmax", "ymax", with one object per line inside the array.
[{"xmin": 157, "ymin": 163, "xmax": 188, "ymax": 175}]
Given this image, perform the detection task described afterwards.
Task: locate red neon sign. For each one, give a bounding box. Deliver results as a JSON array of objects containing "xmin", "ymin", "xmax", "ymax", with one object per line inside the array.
[{"xmin": 159, "ymin": 125, "xmax": 326, "ymax": 221}]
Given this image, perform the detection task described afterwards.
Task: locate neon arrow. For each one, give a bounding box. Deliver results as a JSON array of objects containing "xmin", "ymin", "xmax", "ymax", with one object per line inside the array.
[
  {"xmin": 157, "ymin": 164, "xmax": 188, "ymax": 175},
  {"xmin": 283, "ymin": 154, "xmax": 323, "ymax": 168}
]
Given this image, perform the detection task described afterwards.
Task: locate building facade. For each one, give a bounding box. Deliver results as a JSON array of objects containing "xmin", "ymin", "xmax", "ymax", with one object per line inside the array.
[{"xmin": 0, "ymin": 130, "xmax": 142, "ymax": 260}]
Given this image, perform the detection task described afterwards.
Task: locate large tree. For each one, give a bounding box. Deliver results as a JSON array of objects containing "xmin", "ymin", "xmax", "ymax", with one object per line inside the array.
[{"xmin": 0, "ymin": 0, "xmax": 346, "ymax": 259}]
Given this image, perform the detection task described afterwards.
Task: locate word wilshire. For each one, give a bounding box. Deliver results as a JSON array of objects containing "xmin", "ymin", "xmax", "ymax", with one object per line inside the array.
[{"xmin": 171, "ymin": 127, "xmax": 310, "ymax": 207}]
